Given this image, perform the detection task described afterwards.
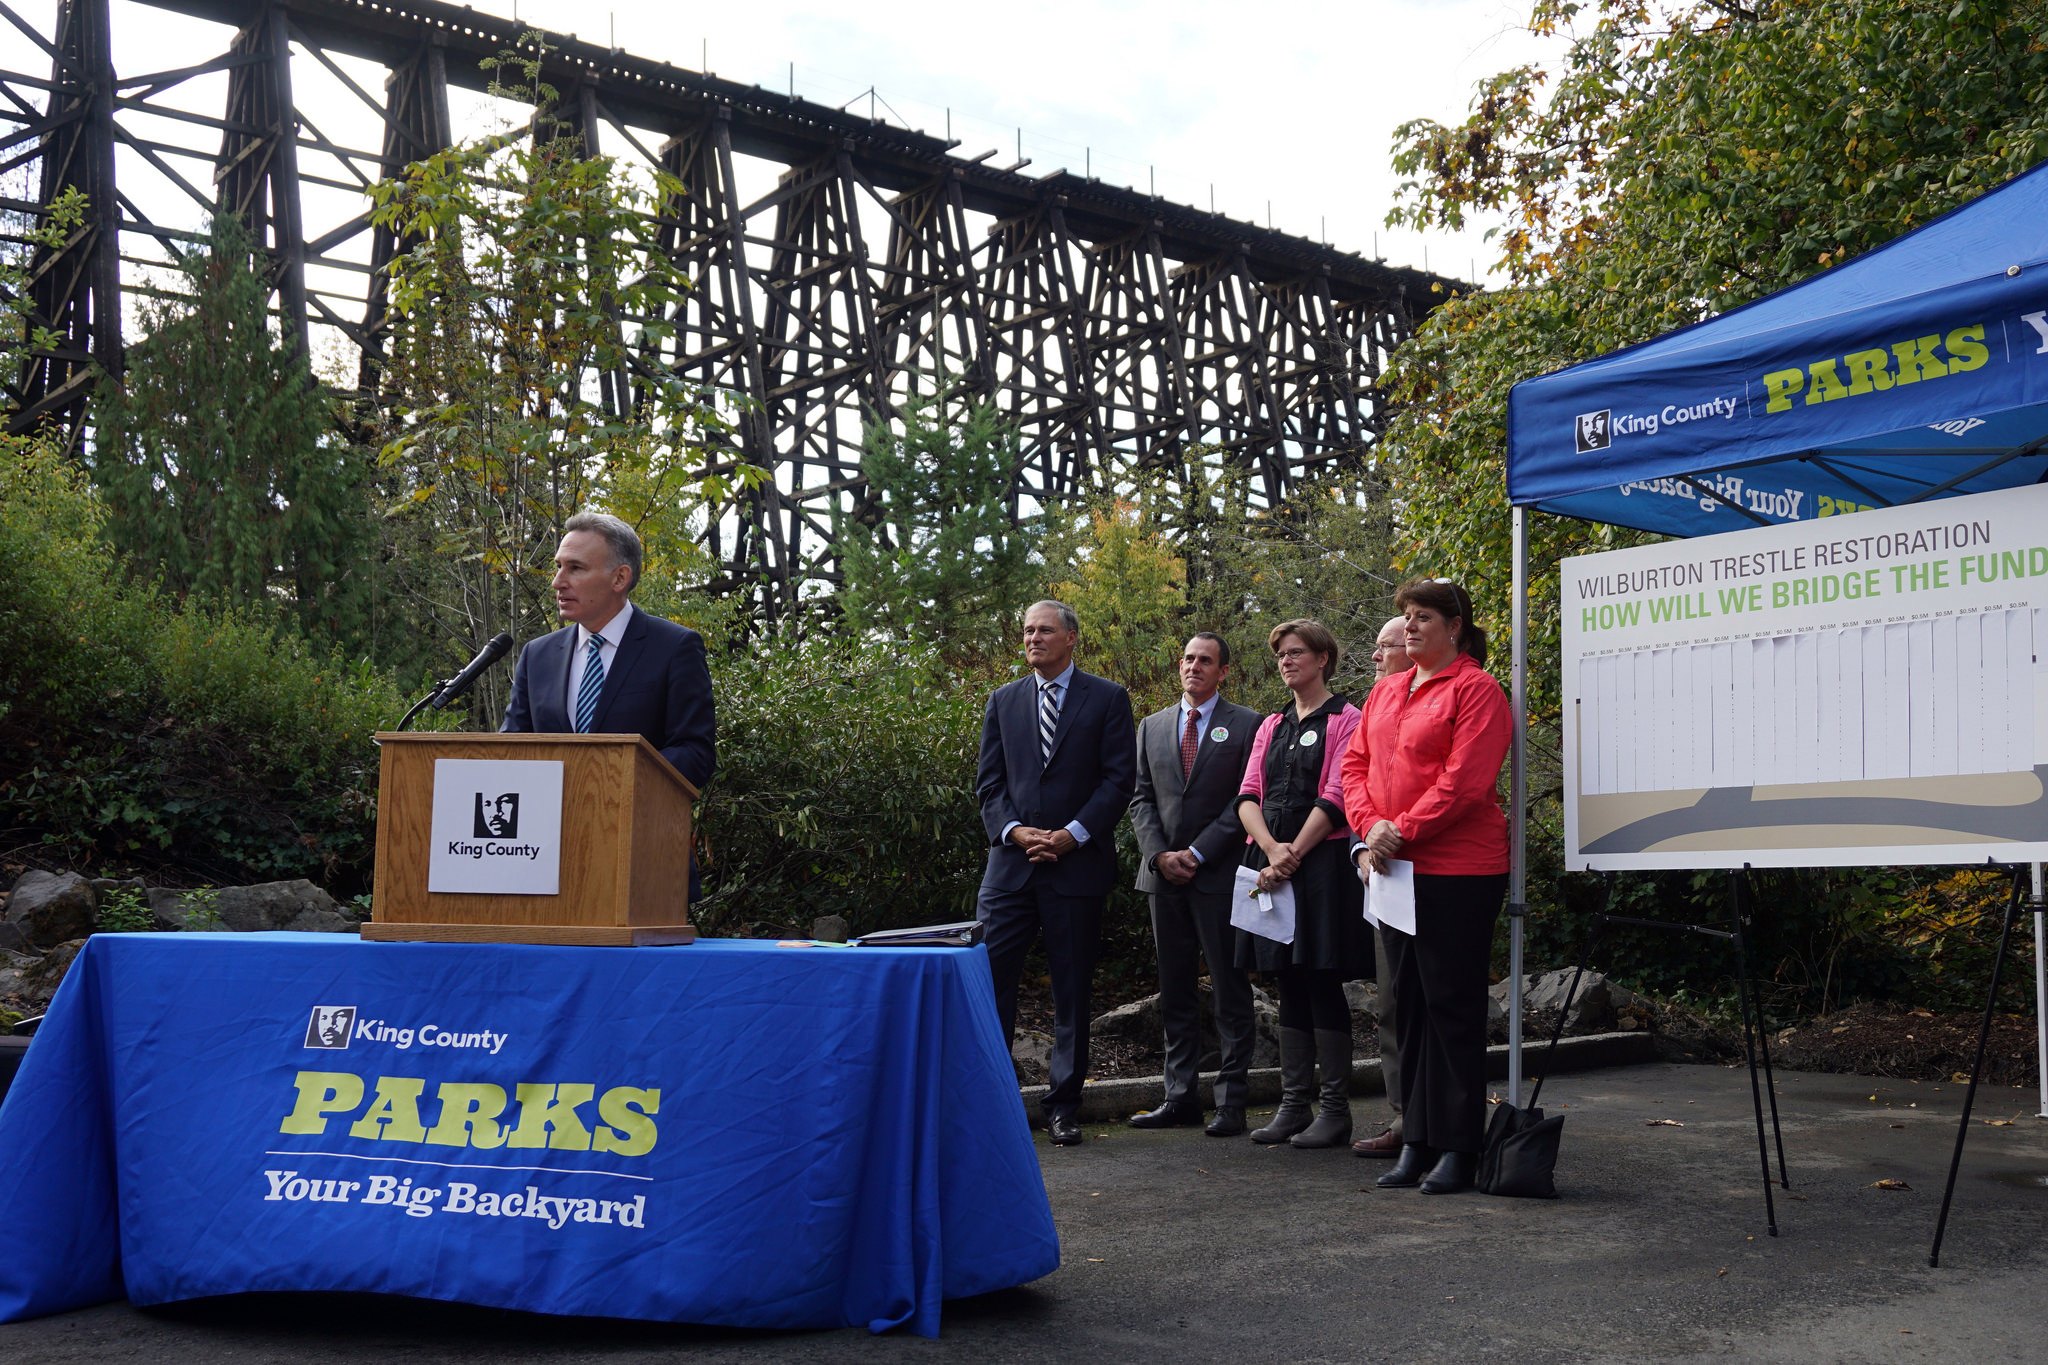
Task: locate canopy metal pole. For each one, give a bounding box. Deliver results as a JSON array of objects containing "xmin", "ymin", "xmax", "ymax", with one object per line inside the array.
[
  {"xmin": 1508, "ymin": 505, "xmax": 1530, "ymax": 1105},
  {"xmin": 2034, "ymin": 863, "xmax": 2045, "ymax": 1120}
]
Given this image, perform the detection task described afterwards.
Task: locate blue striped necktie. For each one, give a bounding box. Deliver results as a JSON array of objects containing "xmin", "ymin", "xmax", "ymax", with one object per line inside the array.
[
  {"xmin": 574, "ymin": 634, "xmax": 606, "ymax": 733},
  {"xmin": 1038, "ymin": 680, "xmax": 1059, "ymax": 763}
]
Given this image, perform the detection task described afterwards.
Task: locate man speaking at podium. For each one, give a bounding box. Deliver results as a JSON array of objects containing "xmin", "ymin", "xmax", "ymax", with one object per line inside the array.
[{"xmin": 502, "ymin": 511, "xmax": 716, "ymax": 847}]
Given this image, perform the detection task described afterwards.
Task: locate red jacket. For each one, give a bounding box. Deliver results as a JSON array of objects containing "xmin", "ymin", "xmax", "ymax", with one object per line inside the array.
[{"xmin": 1339, "ymin": 653, "xmax": 1511, "ymax": 875}]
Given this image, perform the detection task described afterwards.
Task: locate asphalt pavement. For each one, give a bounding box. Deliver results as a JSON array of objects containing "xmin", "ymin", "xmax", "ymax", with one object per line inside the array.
[{"xmin": 3, "ymin": 1062, "xmax": 2044, "ymax": 1363}]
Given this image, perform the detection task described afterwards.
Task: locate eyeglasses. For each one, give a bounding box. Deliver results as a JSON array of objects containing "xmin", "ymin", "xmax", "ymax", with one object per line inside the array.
[{"xmin": 1274, "ymin": 647, "xmax": 1315, "ymax": 661}]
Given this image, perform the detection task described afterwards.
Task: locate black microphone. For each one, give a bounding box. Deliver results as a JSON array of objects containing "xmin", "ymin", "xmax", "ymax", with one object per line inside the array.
[{"xmin": 429, "ymin": 633, "xmax": 514, "ymax": 710}]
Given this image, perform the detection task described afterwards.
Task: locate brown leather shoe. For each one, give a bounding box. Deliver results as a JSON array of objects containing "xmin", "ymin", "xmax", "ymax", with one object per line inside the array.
[{"xmin": 1351, "ymin": 1126, "xmax": 1401, "ymax": 1157}]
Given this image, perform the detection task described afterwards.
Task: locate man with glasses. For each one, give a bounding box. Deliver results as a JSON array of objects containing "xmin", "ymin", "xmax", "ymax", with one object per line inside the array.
[{"xmin": 1353, "ymin": 615, "xmax": 1412, "ymax": 1158}]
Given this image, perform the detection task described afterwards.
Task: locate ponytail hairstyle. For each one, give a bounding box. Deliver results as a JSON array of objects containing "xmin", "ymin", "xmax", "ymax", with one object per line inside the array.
[{"xmin": 1392, "ymin": 578, "xmax": 1487, "ymax": 668}]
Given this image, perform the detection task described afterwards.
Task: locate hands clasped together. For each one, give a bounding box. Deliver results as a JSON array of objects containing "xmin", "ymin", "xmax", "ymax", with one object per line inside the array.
[
  {"xmin": 1358, "ymin": 819, "xmax": 1404, "ymax": 876},
  {"xmin": 1253, "ymin": 836, "xmax": 1306, "ymax": 894},
  {"xmin": 1008, "ymin": 825, "xmax": 1080, "ymax": 864}
]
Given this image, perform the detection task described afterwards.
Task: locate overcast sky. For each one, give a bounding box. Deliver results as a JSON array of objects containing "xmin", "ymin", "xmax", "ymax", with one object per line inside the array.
[{"xmin": 480, "ymin": 0, "xmax": 1559, "ymax": 283}]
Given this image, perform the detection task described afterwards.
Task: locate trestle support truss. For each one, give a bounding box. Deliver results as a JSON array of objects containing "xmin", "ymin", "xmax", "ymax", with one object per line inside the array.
[{"xmin": 1, "ymin": 0, "xmax": 1454, "ymax": 612}]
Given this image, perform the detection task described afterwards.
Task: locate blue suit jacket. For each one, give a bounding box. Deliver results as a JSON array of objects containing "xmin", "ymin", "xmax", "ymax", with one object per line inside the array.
[
  {"xmin": 500, "ymin": 608, "xmax": 716, "ymax": 793},
  {"xmin": 976, "ymin": 668, "xmax": 1136, "ymax": 897}
]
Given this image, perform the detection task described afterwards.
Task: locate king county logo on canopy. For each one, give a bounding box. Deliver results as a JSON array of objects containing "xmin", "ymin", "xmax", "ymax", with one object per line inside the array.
[{"xmin": 1574, "ymin": 409, "xmax": 1612, "ymax": 453}]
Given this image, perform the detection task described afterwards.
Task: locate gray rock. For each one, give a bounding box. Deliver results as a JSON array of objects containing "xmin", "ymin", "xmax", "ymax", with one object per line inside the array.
[
  {"xmin": 0, "ymin": 921, "xmax": 27, "ymax": 955},
  {"xmin": 1011, "ymin": 1029, "xmax": 1053, "ymax": 1086},
  {"xmin": 1490, "ymin": 968, "xmax": 1631, "ymax": 1037},
  {"xmin": 147, "ymin": 887, "xmax": 217, "ymax": 931},
  {"xmin": 810, "ymin": 914, "xmax": 851, "ymax": 944},
  {"xmin": 1245, "ymin": 984, "xmax": 1282, "ymax": 1068},
  {"xmin": 283, "ymin": 908, "xmax": 355, "ymax": 934},
  {"xmin": 1092, "ymin": 983, "xmax": 1286, "ymax": 1069},
  {"xmin": 0, "ymin": 949, "xmax": 40, "ymax": 1005},
  {"xmin": 18, "ymin": 938, "xmax": 86, "ymax": 1009},
  {"xmin": 151, "ymin": 880, "xmax": 348, "ymax": 933},
  {"xmin": 5, "ymin": 871, "xmax": 96, "ymax": 948},
  {"xmin": 1344, "ymin": 979, "xmax": 1396, "ymax": 1057},
  {"xmin": 1090, "ymin": 994, "xmax": 1162, "ymax": 1043}
]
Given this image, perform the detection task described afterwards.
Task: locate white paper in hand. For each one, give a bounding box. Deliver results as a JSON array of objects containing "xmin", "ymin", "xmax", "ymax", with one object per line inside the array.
[
  {"xmin": 1230, "ymin": 864, "xmax": 1296, "ymax": 944},
  {"xmin": 1367, "ymin": 859, "xmax": 1417, "ymax": 936}
]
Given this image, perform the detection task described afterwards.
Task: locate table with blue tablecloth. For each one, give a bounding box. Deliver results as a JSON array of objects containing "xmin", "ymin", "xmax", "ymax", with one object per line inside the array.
[{"xmin": 0, "ymin": 933, "xmax": 1057, "ymax": 1337}]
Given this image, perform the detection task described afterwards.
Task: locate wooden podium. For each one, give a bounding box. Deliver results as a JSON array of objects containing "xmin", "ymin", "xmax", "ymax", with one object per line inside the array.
[{"xmin": 363, "ymin": 732, "xmax": 699, "ymax": 946}]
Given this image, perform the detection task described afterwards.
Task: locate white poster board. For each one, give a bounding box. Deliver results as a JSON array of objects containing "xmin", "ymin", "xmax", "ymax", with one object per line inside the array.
[
  {"xmin": 1562, "ymin": 482, "xmax": 2048, "ymax": 870},
  {"xmin": 427, "ymin": 759, "xmax": 565, "ymax": 894}
]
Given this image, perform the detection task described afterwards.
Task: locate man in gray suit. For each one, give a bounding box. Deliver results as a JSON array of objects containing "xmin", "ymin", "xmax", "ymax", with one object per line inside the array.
[
  {"xmin": 1127, "ymin": 632, "xmax": 1262, "ymax": 1137},
  {"xmin": 1353, "ymin": 615, "xmax": 1412, "ymax": 1158}
]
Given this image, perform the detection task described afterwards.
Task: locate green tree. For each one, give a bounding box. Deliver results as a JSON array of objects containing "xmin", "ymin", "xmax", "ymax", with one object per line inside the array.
[
  {"xmin": 88, "ymin": 214, "xmax": 372, "ymax": 642},
  {"xmin": 1, "ymin": 429, "xmax": 423, "ymax": 888},
  {"xmin": 1035, "ymin": 463, "xmax": 1401, "ymax": 715},
  {"xmin": 834, "ymin": 393, "xmax": 1038, "ymax": 666},
  {"xmin": 1378, "ymin": 0, "xmax": 2048, "ymax": 990},
  {"xmin": 369, "ymin": 39, "xmax": 744, "ymax": 718},
  {"xmin": 1381, "ymin": 0, "xmax": 2048, "ymax": 781},
  {"xmin": 1041, "ymin": 498, "xmax": 1189, "ymax": 713}
]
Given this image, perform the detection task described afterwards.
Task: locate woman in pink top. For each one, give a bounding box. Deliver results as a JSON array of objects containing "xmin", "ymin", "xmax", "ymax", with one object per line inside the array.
[
  {"xmin": 1232, "ymin": 619, "xmax": 1369, "ymax": 1149},
  {"xmin": 1339, "ymin": 579, "xmax": 1510, "ymax": 1195}
]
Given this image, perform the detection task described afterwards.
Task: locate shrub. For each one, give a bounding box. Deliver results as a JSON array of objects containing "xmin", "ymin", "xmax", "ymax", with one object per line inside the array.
[
  {"xmin": 0, "ymin": 434, "xmax": 427, "ymax": 889},
  {"xmin": 94, "ymin": 885, "xmax": 152, "ymax": 933},
  {"xmin": 695, "ymin": 638, "xmax": 989, "ymax": 934}
]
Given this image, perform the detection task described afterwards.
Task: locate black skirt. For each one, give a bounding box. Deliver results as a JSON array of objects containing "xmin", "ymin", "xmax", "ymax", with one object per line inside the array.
[{"xmin": 1234, "ymin": 836, "xmax": 1373, "ymax": 977}]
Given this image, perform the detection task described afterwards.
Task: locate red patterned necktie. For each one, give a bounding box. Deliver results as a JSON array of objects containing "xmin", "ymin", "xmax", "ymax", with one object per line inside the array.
[{"xmin": 1181, "ymin": 707, "xmax": 1201, "ymax": 779}]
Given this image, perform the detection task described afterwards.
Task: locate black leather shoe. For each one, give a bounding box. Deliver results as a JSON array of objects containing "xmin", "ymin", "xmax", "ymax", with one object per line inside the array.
[
  {"xmin": 1376, "ymin": 1142, "xmax": 1438, "ymax": 1188},
  {"xmin": 1204, "ymin": 1106, "xmax": 1248, "ymax": 1137},
  {"xmin": 1419, "ymin": 1149, "xmax": 1477, "ymax": 1195},
  {"xmin": 1047, "ymin": 1113, "xmax": 1085, "ymax": 1146},
  {"xmin": 1128, "ymin": 1100, "xmax": 1204, "ymax": 1130}
]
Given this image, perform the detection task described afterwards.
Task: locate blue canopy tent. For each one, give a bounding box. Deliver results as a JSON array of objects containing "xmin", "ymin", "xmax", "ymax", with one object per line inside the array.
[{"xmin": 1500, "ymin": 159, "xmax": 2048, "ymax": 1112}]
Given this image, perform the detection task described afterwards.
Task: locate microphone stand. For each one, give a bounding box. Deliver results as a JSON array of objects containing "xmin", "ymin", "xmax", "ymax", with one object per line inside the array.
[
  {"xmin": 390, "ymin": 689, "xmax": 441, "ymax": 735},
  {"xmin": 384, "ymin": 640, "xmax": 514, "ymax": 739}
]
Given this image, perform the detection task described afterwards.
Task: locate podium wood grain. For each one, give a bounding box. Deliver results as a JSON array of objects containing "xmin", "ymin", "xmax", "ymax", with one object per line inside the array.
[{"xmin": 364, "ymin": 732, "xmax": 698, "ymax": 946}]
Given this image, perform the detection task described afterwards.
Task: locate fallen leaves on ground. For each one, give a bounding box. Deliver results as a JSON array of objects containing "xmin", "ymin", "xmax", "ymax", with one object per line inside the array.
[
  {"xmin": 1644, "ymin": 1118, "xmax": 1685, "ymax": 1127},
  {"xmin": 1873, "ymin": 1178, "xmax": 1912, "ymax": 1191}
]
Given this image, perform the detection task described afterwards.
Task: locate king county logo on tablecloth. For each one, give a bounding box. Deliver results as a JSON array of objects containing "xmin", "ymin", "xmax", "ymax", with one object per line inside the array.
[{"xmin": 304, "ymin": 1005, "xmax": 357, "ymax": 1050}]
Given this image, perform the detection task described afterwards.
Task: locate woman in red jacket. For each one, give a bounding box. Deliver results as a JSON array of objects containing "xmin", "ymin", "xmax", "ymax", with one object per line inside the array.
[{"xmin": 1339, "ymin": 579, "xmax": 1510, "ymax": 1195}]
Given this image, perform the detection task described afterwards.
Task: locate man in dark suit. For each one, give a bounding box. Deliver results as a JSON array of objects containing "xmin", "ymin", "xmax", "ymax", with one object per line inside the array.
[
  {"xmin": 977, "ymin": 600, "xmax": 1136, "ymax": 1147},
  {"xmin": 1127, "ymin": 632, "xmax": 1262, "ymax": 1137},
  {"xmin": 502, "ymin": 512, "xmax": 715, "ymax": 885}
]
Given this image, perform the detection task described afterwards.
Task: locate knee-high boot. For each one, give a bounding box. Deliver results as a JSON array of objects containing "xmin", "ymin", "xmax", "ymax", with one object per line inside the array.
[
  {"xmin": 1289, "ymin": 1027, "xmax": 1355, "ymax": 1149},
  {"xmin": 1251, "ymin": 1027, "xmax": 1315, "ymax": 1144}
]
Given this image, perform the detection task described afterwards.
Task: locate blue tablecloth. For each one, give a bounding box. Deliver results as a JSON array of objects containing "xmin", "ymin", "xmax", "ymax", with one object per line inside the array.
[{"xmin": 0, "ymin": 934, "xmax": 1056, "ymax": 1336}]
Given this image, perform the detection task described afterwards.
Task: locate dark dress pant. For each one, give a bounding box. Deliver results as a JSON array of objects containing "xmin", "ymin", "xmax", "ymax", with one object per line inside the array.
[
  {"xmin": 1374, "ymin": 924, "xmax": 1403, "ymax": 1121},
  {"xmin": 1149, "ymin": 881, "xmax": 1255, "ymax": 1107},
  {"xmin": 1383, "ymin": 872, "xmax": 1507, "ymax": 1153},
  {"xmin": 979, "ymin": 879, "xmax": 1102, "ymax": 1118}
]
